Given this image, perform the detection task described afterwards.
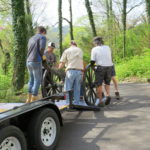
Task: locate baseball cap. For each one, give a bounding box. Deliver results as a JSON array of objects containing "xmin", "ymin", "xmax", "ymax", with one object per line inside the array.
[{"xmin": 48, "ymin": 42, "xmax": 56, "ymax": 48}]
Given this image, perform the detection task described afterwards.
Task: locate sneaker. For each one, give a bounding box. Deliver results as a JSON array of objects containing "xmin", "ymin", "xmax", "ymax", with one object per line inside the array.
[
  {"xmin": 105, "ymin": 96, "xmax": 111, "ymax": 105},
  {"xmin": 115, "ymin": 92, "xmax": 120, "ymax": 100},
  {"xmin": 102, "ymin": 97, "xmax": 106, "ymax": 103},
  {"xmin": 95, "ymin": 99, "xmax": 100, "ymax": 106}
]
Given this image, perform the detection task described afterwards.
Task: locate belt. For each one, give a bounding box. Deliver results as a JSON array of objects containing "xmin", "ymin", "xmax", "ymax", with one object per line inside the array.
[
  {"xmin": 97, "ymin": 65, "xmax": 112, "ymax": 68},
  {"xmin": 67, "ymin": 68, "xmax": 83, "ymax": 71}
]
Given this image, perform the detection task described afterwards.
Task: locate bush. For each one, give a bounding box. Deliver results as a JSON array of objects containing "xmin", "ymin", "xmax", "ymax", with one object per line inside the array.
[{"xmin": 116, "ymin": 48, "xmax": 150, "ymax": 80}]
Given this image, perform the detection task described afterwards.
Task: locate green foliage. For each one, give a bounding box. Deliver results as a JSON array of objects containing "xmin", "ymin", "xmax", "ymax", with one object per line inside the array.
[
  {"xmin": 63, "ymin": 26, "xmax": 93, "ymax": 63},
  {"xmin": 116, "ymin": 48, "xmax": 150, "ymax": 80},
  {"xmin": 113, "ymin": 24, "xmax": 150, "ymax": 61}
]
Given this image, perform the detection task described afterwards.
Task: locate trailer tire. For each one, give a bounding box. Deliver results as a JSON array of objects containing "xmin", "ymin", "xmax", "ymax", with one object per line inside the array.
[
  {"xmin": 28, "ymin": 108, "xmax": 60, "ymax": 150},
  {"xmin": 0, "ymin": 125, "xmax": 27, "ymax": 150}
]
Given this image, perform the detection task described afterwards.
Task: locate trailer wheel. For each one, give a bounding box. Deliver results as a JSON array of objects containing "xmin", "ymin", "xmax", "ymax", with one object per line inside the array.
[
  {"xmin": 0, "ymin": 126, "xmax": 27, "ymax": 150},
  {"xmin": 28, "ymin": 108, "xmax": 60, "ymax": 150}
]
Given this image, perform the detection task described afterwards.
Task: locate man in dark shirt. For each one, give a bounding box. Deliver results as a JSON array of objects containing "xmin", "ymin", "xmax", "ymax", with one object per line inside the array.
[
  {"xmin": 44, "ymin": 42, "xmax": 56, "ymax": 67},
  {"xmin": 26, "ymin": 26, "xmax": 47, "ymax": 103}
]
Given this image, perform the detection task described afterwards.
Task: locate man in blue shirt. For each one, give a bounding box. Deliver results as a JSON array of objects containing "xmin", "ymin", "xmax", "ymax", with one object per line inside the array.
[{"xmin": 26, "ymin": 26, "xmax": 47, "ymax": 103}]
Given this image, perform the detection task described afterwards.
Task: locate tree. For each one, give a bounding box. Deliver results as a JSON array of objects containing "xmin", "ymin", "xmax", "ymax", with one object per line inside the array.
[
  {"xmin": 106, "ymin": 0, "xmax": 114, "ymax": 45},
  {"xmin": 58, "ymin": 0, "xmax": 63, "ymax": 56},
  {"xmin": 85, "ymin": 0, "xmax": 97, "ymax": 37},
  {"xmin": 68, "ymin": 0, "xmax": 74, "ymax": 40},
  {"xmin": 63, "ymin": 0, "xmax": 74, "ymax": 40},
  {"xmin": 122, "ymin": 0, "xmax": 127, "ymax": 58},
  {"xmin": 11, "ymin": 0, "xmax": 27, "ymax": 91},
  {"xmin": 145, "ymin": 0, "xmax": 150, "ymax": 24},
  {"xmin": 25, "ymin": 0, "xmax": 34, "ymax": 38}
]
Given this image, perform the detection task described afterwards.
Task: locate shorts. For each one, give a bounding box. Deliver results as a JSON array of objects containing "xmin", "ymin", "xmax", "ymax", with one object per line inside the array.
[
  {"xmin": 95, "ymin": 66, "xmax": 112, "ymax": 86},
  {"xmin": 111, "ymin": 65, "xmax": 116, "ymax": 77}
]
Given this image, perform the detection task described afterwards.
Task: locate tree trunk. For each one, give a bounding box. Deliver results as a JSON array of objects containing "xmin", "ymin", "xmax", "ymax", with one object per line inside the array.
[
  {"xmin": 106, "ymin": 0, "xmax": 114, "ymax": 45},
  {"xmin": 58, "ymin": 0, "xmax": 63, "ymax": 56},
  {"xmin": 11, "ymin": 0, "xmax": 27, "ymax": 91},
  {"xmin": 122, "ymin": 0, "xmax": 127, "ymax": 58},
  {"xmin": 85, "ymin": 0, "xmax": 97, "ymax": 37},
  {"xmin": 145, "ymin": 0, "xmax": 150, "ymax": 24},
  {"xmin": 106, "ymin": 0, "xmax": 110, "ymax": 44},
  {"xmin": 68, "ymin": 0, "xmax": 74, "ymax": 40},
  {"xmin": 25, "ymin": 0, "xmax": 34, "ymax": 38}
]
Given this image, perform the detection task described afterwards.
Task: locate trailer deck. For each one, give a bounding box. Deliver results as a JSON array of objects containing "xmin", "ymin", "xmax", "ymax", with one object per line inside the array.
[{"xmin": 0, "ymin": 101, "xmax": 69, "ymax": 113}]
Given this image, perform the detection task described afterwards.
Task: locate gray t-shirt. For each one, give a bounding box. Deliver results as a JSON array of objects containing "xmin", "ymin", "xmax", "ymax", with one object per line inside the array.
[
  {"xmin": 27, "ymin": 33, "xmax": 46, "ymax": 62},
  {"xmin": 44, "ymin": 51, "xmax": 56, "ymax": 66}
]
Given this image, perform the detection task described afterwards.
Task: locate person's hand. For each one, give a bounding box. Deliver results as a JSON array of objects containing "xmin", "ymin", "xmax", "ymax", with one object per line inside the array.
[{"xmin": 42, "ymin": 55, "xmax": 46, "ymax": 61}]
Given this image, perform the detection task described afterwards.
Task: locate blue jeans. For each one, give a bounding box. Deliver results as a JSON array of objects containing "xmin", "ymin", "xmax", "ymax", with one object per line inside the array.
[
  {"xmin": 64, "ymin": 70, "xmax": 82, "ymax": 104},
  {"xmin": 27, "ymin": 62, "xmax": 42, "ymax": 96}
]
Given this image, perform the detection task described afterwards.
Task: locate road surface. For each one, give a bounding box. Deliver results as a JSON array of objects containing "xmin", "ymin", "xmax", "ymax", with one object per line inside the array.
[{"xmin": 56, "ymin": 83, "xmax": 150, "ymax": 150}]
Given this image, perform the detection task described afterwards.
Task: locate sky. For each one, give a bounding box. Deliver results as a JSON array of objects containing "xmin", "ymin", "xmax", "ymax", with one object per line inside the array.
[
  {"xmin": 31, "ymin": 0, "xmax": 87, "ymax": 26},
  {"xmin": 31, "ymin": 0, "xmax": 146, "ymax": 27}
]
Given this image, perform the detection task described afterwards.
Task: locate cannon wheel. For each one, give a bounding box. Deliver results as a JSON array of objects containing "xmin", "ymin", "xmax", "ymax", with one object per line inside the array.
[
  {"xmin": 83, "ymin": 64, "xmax": 97, "ymax": 106},
  {"xmin": 42, "ymin": 70, "xmax": 63, "ymax": 98}
]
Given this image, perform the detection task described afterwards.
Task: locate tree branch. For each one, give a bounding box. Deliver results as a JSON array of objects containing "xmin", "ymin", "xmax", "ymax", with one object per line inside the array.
[
  {"xmin": 63, "ymin": 17, "xmax": 71, "ymax": 24},
  {"xmin": 127, "ymin": 1, "xmax": 144, "ymax": 14}
]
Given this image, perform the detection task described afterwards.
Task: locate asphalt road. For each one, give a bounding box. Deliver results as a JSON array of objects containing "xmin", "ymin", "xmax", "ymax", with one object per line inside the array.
[{"xmin": 55, "ymin": 83, "xmax": 150, "ymax": 150}]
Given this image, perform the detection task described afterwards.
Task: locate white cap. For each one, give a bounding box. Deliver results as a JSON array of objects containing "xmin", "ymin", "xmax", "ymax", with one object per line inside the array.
[{"xmin": 48, "ymin": 42, "xmax": 55, "ymax": 48}]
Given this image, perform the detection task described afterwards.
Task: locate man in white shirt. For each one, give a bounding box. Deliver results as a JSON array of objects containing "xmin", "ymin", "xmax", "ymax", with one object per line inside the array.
[
  {"xmin": 91, "ymin": 37, "xmax": 113, "ymax": 106},
  {"xmin": 59, "ymin": 41, "xmax": 84, "ymax": 104}
]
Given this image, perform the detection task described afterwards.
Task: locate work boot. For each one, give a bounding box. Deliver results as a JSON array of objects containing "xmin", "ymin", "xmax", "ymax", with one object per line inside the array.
[
  {"xmin": 115, "ymin": 92, "xmax": 120, "ymax": 100},
  {"xmin": 105, "ymin": 96, "xmax": 111, "ymax": 105},
  {"xmin": 30, "ymin": 95, "xmax": 38, "ymax": 102},
  {"xmin": 26, "ymin": 94, "xmax": 32, "ymax": 103}
]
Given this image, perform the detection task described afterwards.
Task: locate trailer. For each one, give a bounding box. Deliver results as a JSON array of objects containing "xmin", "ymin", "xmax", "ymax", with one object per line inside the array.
[
  {"xmin": 0, "ymin": 63, "xmax": 100, "ymax": 150},
  {"xmin": 0, "ymin": 91, "xmax": 100, "ymax": 150}
]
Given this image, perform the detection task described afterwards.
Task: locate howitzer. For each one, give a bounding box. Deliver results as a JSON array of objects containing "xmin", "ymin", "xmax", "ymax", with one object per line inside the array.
[{"xmin": 42, "ymin": 61, "xmax": 98, "ymax": 106}]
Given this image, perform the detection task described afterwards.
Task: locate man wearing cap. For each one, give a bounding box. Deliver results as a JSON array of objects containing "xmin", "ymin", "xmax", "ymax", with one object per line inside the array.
[
  {"xmin": 59, "ymin": 41, "xmax": 84, "ymax": 105},
  {"xmin": 26, "ymin": 26, "xmax": 47, "ymax": 103},
  {"xmin": 44, "ymin": 42, "xmax": 56, "ymax": 67},
  {"xmin": 91, "ymin": 37, "xmax": 113, "ymax": 106}
]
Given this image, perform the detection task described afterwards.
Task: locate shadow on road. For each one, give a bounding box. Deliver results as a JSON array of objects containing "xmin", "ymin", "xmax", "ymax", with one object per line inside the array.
[{"xmin": 55, "ymin": 83, "xmax": 150, "ymax": 150}]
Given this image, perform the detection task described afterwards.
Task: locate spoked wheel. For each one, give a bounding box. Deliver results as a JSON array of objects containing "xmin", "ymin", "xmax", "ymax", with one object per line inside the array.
[
  {"xmin": 42, "ymin": 69, "xmax": 64, "ymax": 97},
  {"xmin": 0, "ymin": 126, "xmax": 27, "ymax": 150},
  {"xmin": 83, "ymin": 64, "xmax": 97, "ymax": 106}
]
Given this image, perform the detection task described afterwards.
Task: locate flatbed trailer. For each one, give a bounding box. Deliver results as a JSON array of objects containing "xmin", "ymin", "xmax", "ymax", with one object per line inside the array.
[{"xmin": 0, "ymin": 94, "xmax": 100, "ymax": 150}]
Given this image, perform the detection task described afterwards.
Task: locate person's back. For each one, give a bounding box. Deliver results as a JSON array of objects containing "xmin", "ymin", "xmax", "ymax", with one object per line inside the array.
[
  {"xmin": 63, "ymin": 46, "xmax": 83, "ymax": 70},
  {"xmin": 27, "ymin": 33, "xmax": 46, "ymax": 62},
  {"xmin": 91, "ymin": 45, "xmax": 113, "ymax": 67}
]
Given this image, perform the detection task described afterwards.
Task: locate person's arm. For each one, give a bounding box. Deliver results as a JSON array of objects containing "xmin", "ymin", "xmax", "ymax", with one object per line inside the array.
[
  {"xmin": 58, "ymin": 51, "xmax": 67, "ymax": 69},
  {"xmin": 58, "ymin": 62, "xmax": 65, "ymax": 69},
  {"xmin": 39, "ymin": 36, "xmax": 46, "ymax": 58},
  {"xmin": 90, "ymin": 48, "xmax": 96, "ymax": 66}
]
